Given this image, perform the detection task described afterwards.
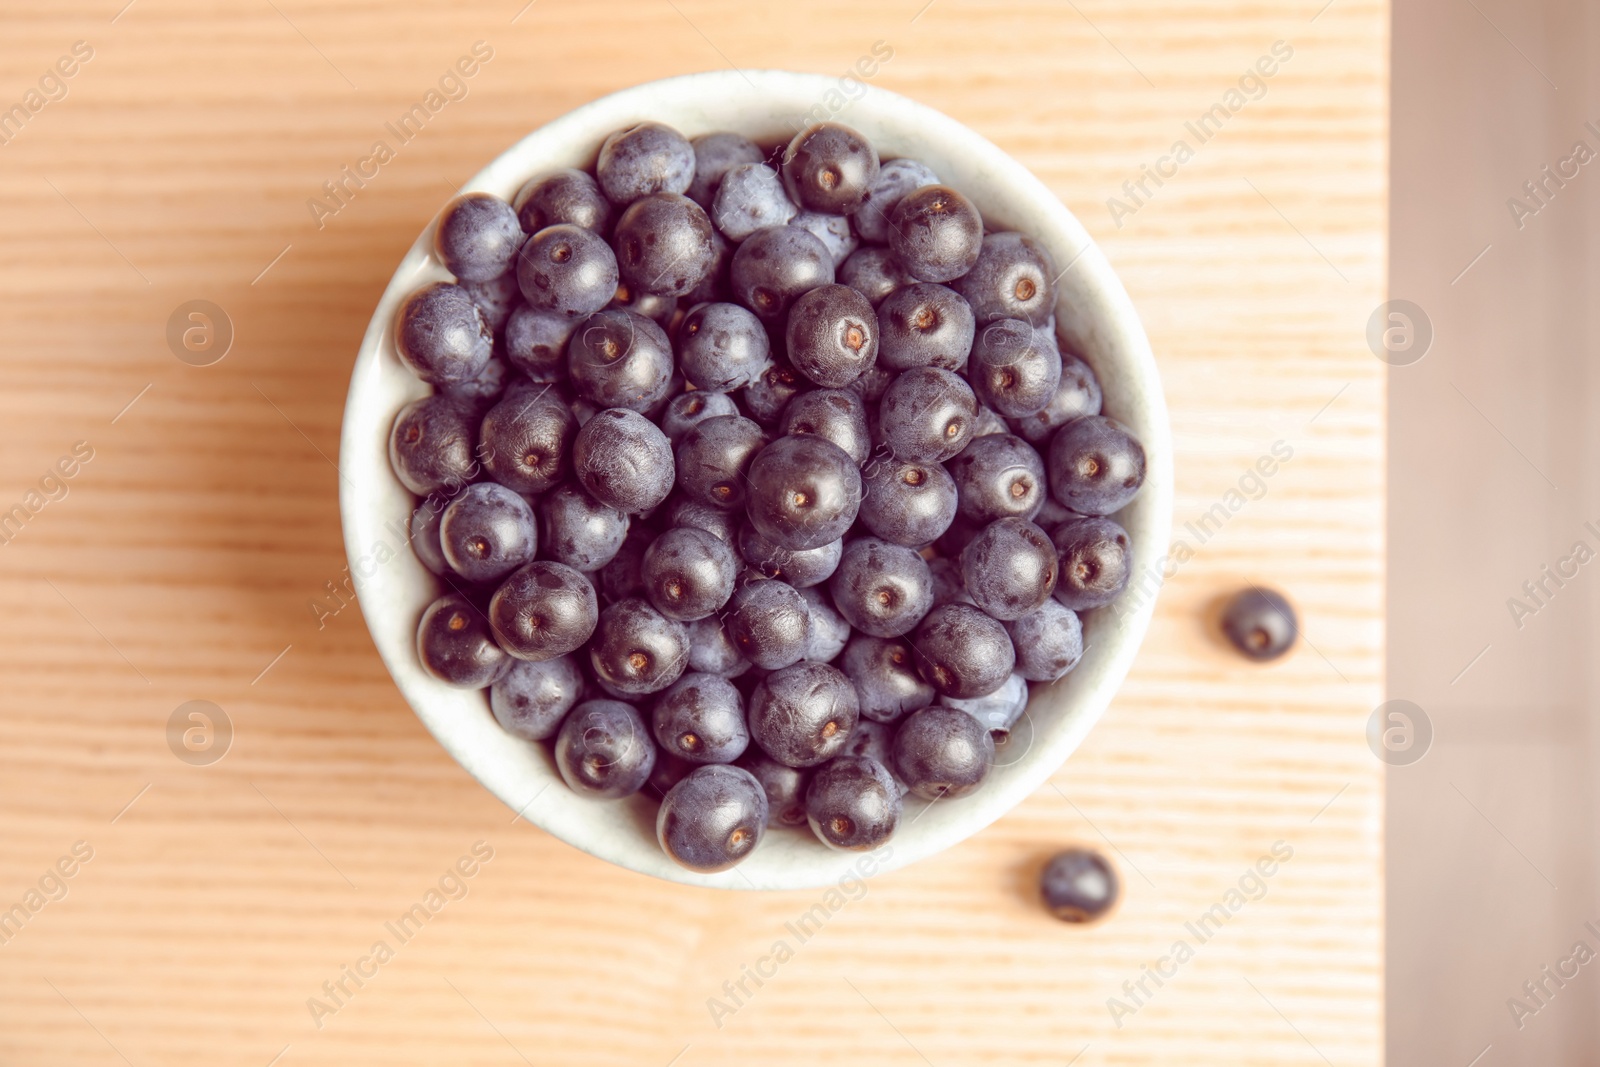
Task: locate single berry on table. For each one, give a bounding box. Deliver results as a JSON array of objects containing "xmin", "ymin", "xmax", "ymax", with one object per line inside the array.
[
  {"xmin": 1220, "ymin": 586, "xmax": 1298, "ymax": 661},
  {"xmin": 1040, "ymin": 847, "xmax": 1120, "ymax": 923}
]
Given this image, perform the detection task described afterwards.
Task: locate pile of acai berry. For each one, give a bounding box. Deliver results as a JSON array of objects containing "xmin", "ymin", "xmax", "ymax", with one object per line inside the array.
[{"xmin": 386, "ymin": 118, "xmax": 1145, "ymax": 873}]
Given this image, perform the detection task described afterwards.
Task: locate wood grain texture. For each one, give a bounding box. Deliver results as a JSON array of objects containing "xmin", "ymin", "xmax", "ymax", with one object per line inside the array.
[{"xmin": 0, "ymin": 1, "xmax": 1386, "ymax": 1064}]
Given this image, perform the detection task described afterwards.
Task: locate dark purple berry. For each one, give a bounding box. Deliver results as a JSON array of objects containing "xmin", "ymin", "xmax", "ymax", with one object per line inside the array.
[
  {"xmin": 782, "ymin": 122, "xmax": 880, "ymax": 214},
  {"xmin": 737, "ymin": 524, "xmax": 842, "ymax": 588},
  {"xmin": 676, "ymin": 302, "xmax": 772, "ymax": 391},
  {"xmin": 613, "ymin": 192, "xmax": 716, "ymax": 297},
  {"xmin": 515, "ymin": 167, "xmax": 613, "ymax": 235},
  {"xmin": 735, "ymin": 749, "xmax": 809, "ymax": 828},
  {"xmin": 1006, "ymin": 600, "xmax": 1084, "ymax": 682},
  {"xmin": 749, "ymin": 661, "xmax": 860, "ymax": 768},
  {"xmin": 970, "ymin": 319, "xmax": 1062, "ymax": 418},
  {"xmin": 960, "ymin": 517, "xmax": 1057, "ymax": 620},
  {"xmin": 804, "ymin": 755, "xmax": 900, "ymax": 850},
  {"xmin": 688, "ymin": 131, "xmax": 765, "ymax": 209},
  {"xmin": 652, "ymin": 672, "xmax": 749, "ymax": 764},
  {"xmin": 800, "ymin": 585, "xmax": 850, "ymax": 662},
  {"xmin": 712, "ymin": 163, "xmax": 797, "ymax": 241},
  {"xmin": 488, "ymin": 560, "xmax": 598, "ymax": 661},
  {"xmin": 674, "ymin": 413, "xmax": 767, "ymax": 510},
  {"xmin": 740, "ymin": 359, "xmax": 809, "ymax": 426},
  {"xmin": 785, "ymin": 283, "xmax": 878, "ymax": 388},
  {"xmin": 516, "ymin": 224, "xmax": 619, "ymax": 319},
  {"xmin": 840, "ymin": 633, "xmax": 935, "ymax": 724},
  {"xmin": 418, "ymin": 592, "xmax": 508, "ymax": 688},
  {"xmin": 1047, "ymin": 416, "xmax": 1146, "ymax": 516},
  {"xmin": 955, "ymin": 231, "xmax": 1056, "ymax": 325},
  {"xmin": 779, "ymin": 388, "xmax": 871, "ymax": 465},
  {"xmin": 570, "ymin": 407, "xmax": 675, "ymax": 514},
  {"xmin": 724, "ymin": 578, "xmax": 812, "ymax": 671},
  {"xmin": 596, "ymin": 122, "xmax": 695, "ymax": 204},
  {"xmin": 567, "ymin": 309, "xmax": 674, "ymax": 411},
  {"xmin": 877, "ymin": 366, "xmax": 977, "ymax": 463},
  {"xmin": 503, "ymin": 306, "xmax": 578, "ymax": 381},
  {"xmin": 588, "ymin": 597, "xmax": 690, "ymax": 695},
  {"xmin": 661, "ymin": 390, "xmax": 739, "ymax": 445},
  {"xmin": 744, "ymin": 435, "xmax": 862, "ymax": 551},
  {"xmin": 409, "ymin": 496, "xmax": 451, "ymax": 576},
  {"xmin": 729, "ymin": 224, "xmax": 835, "ymax": 324},
  {"xmin": 657, "ymin": 764, "xmax": 769, "ymax": 872},
  {"xmin": 828, "ymin": 537, "xmax": 933, "ymax": 638},
  {"xmin": 688, "ymin": 614, "xmax": 750, "ymax": 678},
  {"xmin": 435, "ymin": 193, "xmax": 525, "ymax": 282},
  {"xmin": 877, "ymin": 283, "xmax": 976, "ymax": 372},
  {"xmin": 395, "ymin": 282, "xmax": 493, "ymax": 386},
  {"xmin": 1221, "ymin": 587, "xmax": 1298, "ymax": 661},
  {"xmin": 858, "ymin": 455, "xmax": 958, "ymax": 546},
  {"xmin": 1041, "ymin": 847, "xmax": 1120, "ymax": 923},
  {"xmin": 910, "ymin": 604, "xmax": 1015, "ymax": 699},
  {"xmin": 460, "ymin": 270, "xmax": 522, "ymax": 334},
  {"xmin": 855, "ymin": 157, "xmax": 940, "ymax": 244},
  {"xmin": 490, "ymin": 655, "xmax": 583, "ymax": 740},
  {"xmin": 389, "ymin": 394, "xmax": 479, "ymax": 496},
  {"xmin": 641, "ymin": 526, "xmax": 738, "ymax": 621},
  {"xmin": 1051, "ymin": 516, "xmax": 1132, "ymax": 611},
  {"xmin": 1012, "ymin": 355, "xmax": 1103, "ymax": 445},
  {"xmin": 540, "ymin": 483, "xmax": 630, "ymax": 572},
  {"xmin": 667, "ymin": 495, "xmax": 739, "ymax": 544},
  {"xmin": 839, "ymin": 245, "xmax": 916, "ymax": 305},
  {"xmin": 792, "ymin": 211, "xmax": 858, "ymax": 267},
  {"xmin": 440, "ymin": 482, "xmax": 538, "ymax": 583},
  {"xmin": 892, "ymin": 705, "xmax": 994, "ymax": 800},
  {"xmin": 555, "ymin": 699, "xmax": 655, "ymax": 798},
  {"xmin": 947, "ymin": 433, "xmax": 1047, "ymax": 524},
  {"xmin": 888, "ymin": 185, "xmax": 983, "ymax": 283},
  {"xmin": 478, "ymin": 387, "xmax": 575, "ymax": 494}
]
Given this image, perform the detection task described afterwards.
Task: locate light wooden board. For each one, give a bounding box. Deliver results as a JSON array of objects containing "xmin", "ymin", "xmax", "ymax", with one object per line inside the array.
[{"xmin": 0, "ymin": 1, "xmax": 1386, "ymax": 1064}]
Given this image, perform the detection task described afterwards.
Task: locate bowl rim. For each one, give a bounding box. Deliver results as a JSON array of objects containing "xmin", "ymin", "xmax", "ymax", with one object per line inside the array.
[{"xmin": 338, "ymin": 69, "xmax": 1172, "ymax": 891}]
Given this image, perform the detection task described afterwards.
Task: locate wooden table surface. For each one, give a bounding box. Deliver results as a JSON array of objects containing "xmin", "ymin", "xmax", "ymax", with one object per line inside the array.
[{"xmin": 0, "ymin": 2, "xmax": 1387, "ymax": 1064}]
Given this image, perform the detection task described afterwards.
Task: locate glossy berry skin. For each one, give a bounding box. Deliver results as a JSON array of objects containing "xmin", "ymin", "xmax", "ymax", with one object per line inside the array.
[
  {"xmin": 1040, "ymin": 847, "xmax": 1120, "ymax": 923},
  {"xmin": 641, "ymin": 526, "xmax": 737, "ymax": 621},
  {"xmin": 782, "ymin": 122, "xmax": 879, "ymax": 214},
  {"xmin": 435, "ymin": 193, "xmax": 525, "ymax": 282},
  {"xmin": 395, "ymin": 282, "xmax": 493, "ymax": 387},
  {"xmin": 651, "ymin": 671, "xmax": 749, "ymax": 764},
  {"xmin": 877, "ymin": 366, "xmax": 978, "ymax": 463},
  {"xmin": 744, "ymin": 435, "xmax": 863, "ymax": 551},
  {"xmin": 676, "ymin": 302, "xmax": 772, "ymax": 391},
  {"xmin": 779, "ymin": 389, "xmax": 871, "ymax": 466},
  {"xmin": 688, "ymin": 131, "xmax": 765, "ymax": 209},
  {"xmin": 749, "ymin": 662, "xmax": 860, "ymax": 768},
  {"xmin": 674, "ymin": 414, "xmax": 767, "ymax": 510},
  {"xmin": 888, "ymin": 185, "xmax": 983, "ymax": 283},
  {"xmin": 596, "ymin": 122, "xmax": 696, "ymax": 204},
  {"xmin": 540, "ymin": 483, "xmax": 630, "ymax": 572},
  {"xmin": 712, "ymin": 163, "xmax": 797, "ymax": 241},
  {"xmin": 892, "ymin": 705, "xmax": 995, "ymax": 800},
  {"xmin": 877, "ymin": 282, "xmax": 976, "ymax": 373},
  {"xmin": 858, "ymin": 456, "xmax": 958, "ymax": 547},
  {"xmin": 955, "ymin": 232, "xmax": 1056, "ymax": 325},
  {"xmin": 478, "ymin": 388, "xmax": 576, "ymax": 494},
  {"xmin": 855, "ymin": 157, "xmax": 940, "ymax": 244},
  {"xmin": 555, "ymin": 699, "xmax": 656, "ymax": 799},
  {"xmin": 516, "ymin": 224, "xmax": 619, "ymax": 319},
  {"xmin": 389, "ymin": 394, "xmax": 480, "ymax": 496},
  {"xmin": 613, "ymin": 192, "xmax": 716, "ymax": 297},
  {"xmin": 1047, "ymin": 416, "xmax": 1147, "ymax": 517},
  {"xmin": 735, "ymin": 749, "xmax": 809, "ymax": 828},
  {"xmin": 588, "ymin": 597, "xmax": 690, "ymax": 695},
  {"xmin": 839, "ymin": 246, "xmax": 917, "ymax": 306},
  {"xmin": 1050, "ymin": 517, "xmax": 1132, "ymax": 611},
  {"xmin": 667, "ymin": 496, "xmax": 739, "ymax": 544},
  {"xmin": 785, "ymin": 284, "xmax": 879, "ymax": 388},
  {"xmin": 440, "ymin": 483, "xmax": 538, "ymax": 583},
  {"xmin": 567, "ymin": 309, "xmax": 675, "ymax": 412},
  {"xmin": 503, "ymin": 306, "xmax": 578, "ymax": 381},
  {"xmin": 657, "ymin": 764, "xmax": 769, "ymax": 872},
  {"xmin": 572, "ymin": 408, "xmax": 676, "ymax": 514},
  {"xmin": 829, "ymin": 537, "xmax": 934, "ymax": 638},
  {"xmin": 969, "ymin": 319, "xmax": 1063, "ymax": 418},
  {"xmin": 738, "ymin": 524, "xmax": 841, "ymax": 588},
  {"xmin": 515, "ymin": 167, "xmax": 613, "ymax": 236},
  {"xmin": 804, "ymin": 755, "xmax": 901, "ymax": 851},
  {"xmin": 910, "ymin": 604, "xmax": 1016, "ymax": 699},
  {"xmin": 725, "ymin": 579, "xmax": 812, "ymax": 670},
  {"xmin": 800, "ymin": 585, "xmax": 851, "ymax": 662},
  {"xmin": 792, "ymin": 211, "xmax": 858, "ymax": 268},
  {"xmin": 687, "ymin": 615, "xmax": 750, "ymax": 678},
  {"xmin": 943, "ymin": 672, "xmax": 1028, "ymax": 736},
  {"xmin": 409, "ymin": 497, "xmax": 451, "ymax": 576},
  {"xmin": 417, "ymin": 593, "xmax": 509, "ymax": 688},
  {"xmin": 947, "ymin": 433, "xmax": 1047, "ymax": 524},
  {"xmin": 1011, "ymin": 355, "xmax": 1103, "ymax": 445},
  {"xmin": 1220, "ymin": 587, "xmax": 1298, "ymax": 661},
  {"xmin": 960, "ymin": 517, "xmax": 1057, "ymax": 621},
  {"xmin": 740, "ymin": 360, "xmax": 809, "ymax": 427},
  {"xmin": 839, "ymin": 633, "xmax": 935, "ymax": 724},
  {"xmin": 729, "ymin": 225, "xmax": 835, "ymax": 324},
  {"xmin": 1006, "ymin": 599, "xmax": 1084, "ymax": 682},
  {"xmin": 488, "ymin": 560, "xmax": 599, "ymax": 661},
  {"xmin": 661, "ymin": 390, "xmax": 739, "ymax": 445},
  {"xmin": 490, "ymin": 655, "xmax": 583, "ymax": 741}
]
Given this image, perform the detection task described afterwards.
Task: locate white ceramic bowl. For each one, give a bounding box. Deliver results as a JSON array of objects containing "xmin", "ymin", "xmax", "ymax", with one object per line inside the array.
[{"xmin": 339, "ymin": 71, "xmax": 1171, "ymax": 890}]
